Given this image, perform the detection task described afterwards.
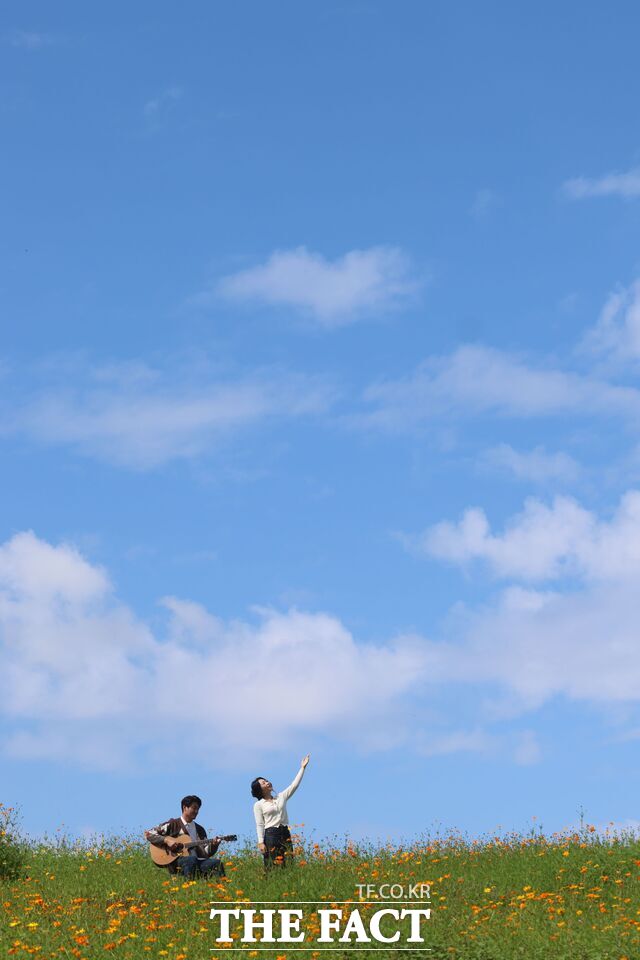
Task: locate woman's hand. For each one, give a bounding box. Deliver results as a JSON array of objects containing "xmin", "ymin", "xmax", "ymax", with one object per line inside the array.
[
  {"xmin": 258, "ymin": 842, "xmax": 267, "ymax": 854},
  {"xmin": 301, "ymin": 754, "xmax": 310, "ymax": 769}
]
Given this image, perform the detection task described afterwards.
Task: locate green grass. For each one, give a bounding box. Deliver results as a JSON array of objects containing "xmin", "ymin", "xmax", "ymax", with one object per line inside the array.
[{"xmin": 2, "ymin": 827, "xmax": 640, "ymax": 959}]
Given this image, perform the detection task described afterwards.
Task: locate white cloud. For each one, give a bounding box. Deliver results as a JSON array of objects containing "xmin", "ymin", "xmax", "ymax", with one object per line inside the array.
[
  {"xmin": 481, "ymin": 444, "xmax": 580, "ymax": 484},
  {"xmin": 0, "ymin": 530, "xmax": 109, "ymax": 601},
  {"xmin": 6, "ymin": 525, "xmax": 640, "ymax": 769},
  {"xmin": 417, "ymin": 497, "xmax": 592, "ymax": 581},
  {"xmin": 438, "ymin": 581, "xmax": 640, "ymax": 708},
  {"xmin": 563, "ymin": 167, "xmax": 640, "ymax": 200},
  {"xmin": 356, "ymin": 345, "xmax": 640, "ymax": 430},
  {"xmin": 0, "ymin": 532, "xmax": 430, "ymax": 768},
  {"xmin": 414, "ymin": 490, "xmax": 640, "ymax": 583},
  {"xmin": 390, "ymin": 491, "xmax": 640, "ymax": 715},
  {"xmin": 158, "ymin": 601, "xmax": 428, "ymax": 752},
  {"xmin": 8, "ymin": 362, "xmax": 332, "ymax": 469},
  {"xmin": 0, "ymin": 532, "xmax": 153, "ymax": 724},
  {"xmin": 583, "ymin": 279, "xmax": 640, "ymax": 362},
  {"xmin": 215, "ymin": 246, "xmax": 420, "ymax": 325},
  {"xmin": 375, "ymin": 576, "xmax": 640, "ymax": 715}
]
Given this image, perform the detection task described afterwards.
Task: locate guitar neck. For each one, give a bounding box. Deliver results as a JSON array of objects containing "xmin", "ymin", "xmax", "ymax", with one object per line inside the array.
[{"xmin": 185, "ymin": 834, "xmax": 236, "ymax": 849}]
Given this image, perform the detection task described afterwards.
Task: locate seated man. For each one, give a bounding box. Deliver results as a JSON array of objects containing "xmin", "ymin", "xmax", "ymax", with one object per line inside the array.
[{"xmin": 145, "ymin": 794, "xmax": 226, "ymax": 879}]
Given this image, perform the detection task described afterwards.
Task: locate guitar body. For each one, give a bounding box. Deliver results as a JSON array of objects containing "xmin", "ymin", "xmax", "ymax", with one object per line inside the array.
[
  {"xmin": 149, "ymin": 832, "xmax": 194, "ymax": 867},
  {"xmin": 149, "ymin": 832, "xmax": 237, "ymax": 867}
]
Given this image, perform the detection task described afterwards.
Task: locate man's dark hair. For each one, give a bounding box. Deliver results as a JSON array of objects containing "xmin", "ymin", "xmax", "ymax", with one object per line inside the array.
[
  {"xmin": 181, "ymin": 795, "xmax": 202, "ymax": 810},
  {"xmin": 250, "ymin": 778, "xmax": 266, "ymax": 800}
]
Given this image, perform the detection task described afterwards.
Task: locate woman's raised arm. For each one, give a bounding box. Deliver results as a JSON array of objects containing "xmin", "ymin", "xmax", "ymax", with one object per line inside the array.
[{"xmin": 279, "ymin": 755, "xmax": 310, "ymax": 801}]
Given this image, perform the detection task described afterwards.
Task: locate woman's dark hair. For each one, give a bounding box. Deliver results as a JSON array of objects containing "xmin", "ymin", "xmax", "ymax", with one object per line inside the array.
[{"xmin": 251, "ymin": 777, "xmax": 267, "ymax": 800}]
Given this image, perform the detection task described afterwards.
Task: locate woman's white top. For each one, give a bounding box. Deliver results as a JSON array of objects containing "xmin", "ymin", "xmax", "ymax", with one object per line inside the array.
[{"xmin": 253, "ymin": 765, "xmax": 305, "ymax": 843}]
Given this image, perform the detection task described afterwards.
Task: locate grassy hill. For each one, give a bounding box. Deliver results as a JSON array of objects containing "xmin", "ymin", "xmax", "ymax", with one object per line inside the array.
[{"xmin": 2, "ymin": 811, "xmax": 639, "ymax": 959}]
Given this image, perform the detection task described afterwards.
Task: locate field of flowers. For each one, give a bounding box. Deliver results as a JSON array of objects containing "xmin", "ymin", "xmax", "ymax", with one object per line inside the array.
[{"xmin": 2, "ymin": 804, "xmax": 640, "ymax": 959}]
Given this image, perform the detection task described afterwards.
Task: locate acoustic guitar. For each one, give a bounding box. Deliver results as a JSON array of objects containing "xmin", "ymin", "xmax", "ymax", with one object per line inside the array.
[{"xmin": 149, "ymin": 832, "xmax": 238, "ymax": 867}]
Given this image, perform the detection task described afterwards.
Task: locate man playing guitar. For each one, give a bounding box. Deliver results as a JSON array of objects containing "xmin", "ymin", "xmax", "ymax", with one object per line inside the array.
[{"xmin": 145, "ymin": 794, "xmax": 227, "ymax": 878}]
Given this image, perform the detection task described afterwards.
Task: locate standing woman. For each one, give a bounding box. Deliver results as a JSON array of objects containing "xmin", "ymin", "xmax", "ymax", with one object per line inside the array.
[{"xmin": 251, "ymin": 755, "xmax": 310, "ymax": 867}]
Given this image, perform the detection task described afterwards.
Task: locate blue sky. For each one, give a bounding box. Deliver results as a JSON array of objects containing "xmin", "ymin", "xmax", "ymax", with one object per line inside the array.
[{"xmin": 2, "ymin": 1, "xmax": 640, "ymax": 845}]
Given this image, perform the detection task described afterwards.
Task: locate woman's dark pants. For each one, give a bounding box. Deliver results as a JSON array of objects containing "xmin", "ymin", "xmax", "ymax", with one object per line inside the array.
[{"xmin": 263, "ymin": 825, "xmax": 293, "ymax": 868}]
